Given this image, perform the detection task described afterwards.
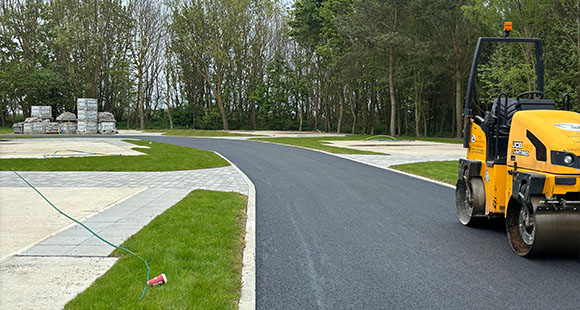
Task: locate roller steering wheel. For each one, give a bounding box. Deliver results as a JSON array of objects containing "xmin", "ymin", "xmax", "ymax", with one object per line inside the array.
[{"xmin": 516, "ymin": 90, "xmax": 544, "ymax": 100}]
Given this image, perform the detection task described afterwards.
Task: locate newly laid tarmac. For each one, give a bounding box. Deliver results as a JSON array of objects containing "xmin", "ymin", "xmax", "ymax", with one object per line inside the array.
[{"xmin": 147, "ymin": 136, "xmax": 580, "ymax": 310}]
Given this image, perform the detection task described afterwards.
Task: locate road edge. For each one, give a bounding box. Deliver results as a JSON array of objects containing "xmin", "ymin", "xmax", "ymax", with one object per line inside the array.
[
  {"xmin": 252, "ymin": 139, "xmax": 456, "ymax": 190},
  {"xmin": 214, "ymin": 152, "xmax": 256, "ymax": 310}
]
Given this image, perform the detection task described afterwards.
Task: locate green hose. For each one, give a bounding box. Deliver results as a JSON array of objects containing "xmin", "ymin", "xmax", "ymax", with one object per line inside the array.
[{"xmin": 11, "ymin": 169, "xmax": 150, "ymax": 300}]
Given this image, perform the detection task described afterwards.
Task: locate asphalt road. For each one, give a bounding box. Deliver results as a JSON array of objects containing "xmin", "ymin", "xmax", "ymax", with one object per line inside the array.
[{"xmin": 90, "ymin": 136, "xmax": 580, "ymax": 308}]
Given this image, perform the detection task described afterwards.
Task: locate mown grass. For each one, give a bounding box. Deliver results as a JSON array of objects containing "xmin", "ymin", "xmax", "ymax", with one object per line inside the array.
[
  {"xmin": 147, "ymin": 129, "xmax": 262, "ymax": 137},
  {"xmin": 252, "ymin": 135, "xmax": 384, "ymax": 155},
  {"xmin": 0, "ymin": 140, "xmax": 228, "ymax": 171},
  {"xmin": 0, "ymin": 128, "xmax": 14, "ymax": 134},
  {"xmin": 390, "ymin": 160, "xmax": 458, "ymax": 185},
  {"xmin": 65, "ymin": 190, "xmax": 247, "ymax": 310}
]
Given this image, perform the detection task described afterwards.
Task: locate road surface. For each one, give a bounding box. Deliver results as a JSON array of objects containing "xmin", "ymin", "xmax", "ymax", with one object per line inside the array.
[{"xmin": 43, "ymin": 136, "xmax": 580, "ymax": 309}]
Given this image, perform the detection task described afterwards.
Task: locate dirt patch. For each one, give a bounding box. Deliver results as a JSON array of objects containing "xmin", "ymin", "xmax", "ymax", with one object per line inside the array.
[
  {"xmin": 0, "ymin": 187, "xmax": 144, "ymax": 259},
  {"xmin": 0, "ymin": 138, "xmax": 148, "ymax": 159}
]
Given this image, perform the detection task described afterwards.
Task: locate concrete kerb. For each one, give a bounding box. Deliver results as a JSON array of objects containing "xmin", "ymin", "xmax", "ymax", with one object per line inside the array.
[
  {"xmin": 214, "ymin": 152, "xmax": 256, "ymax": 310},
  {"xmin": 252, "ymin": 139, "xmax": 457, "ymax": 190}
]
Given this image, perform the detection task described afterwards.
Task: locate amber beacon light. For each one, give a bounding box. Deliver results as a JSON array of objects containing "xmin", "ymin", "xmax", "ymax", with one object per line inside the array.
[{"xmin": 504, "ymin": 21, "xmax": 512, "ymax": 37}]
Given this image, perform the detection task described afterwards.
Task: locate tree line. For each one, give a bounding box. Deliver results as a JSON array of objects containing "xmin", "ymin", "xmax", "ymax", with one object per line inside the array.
[{"xmin": 1, "ymin": 0, "xmax": 578, "ymax": 137}]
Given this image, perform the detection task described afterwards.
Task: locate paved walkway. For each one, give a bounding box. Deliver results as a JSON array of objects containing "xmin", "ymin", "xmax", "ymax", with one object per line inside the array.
[
  {"xmin": 335, "ymin": 153, "xmax": 462, "ymax": 168},
  {"xmin": 1, "ymin": 166, "xmax": 248, "ymax": 257}
]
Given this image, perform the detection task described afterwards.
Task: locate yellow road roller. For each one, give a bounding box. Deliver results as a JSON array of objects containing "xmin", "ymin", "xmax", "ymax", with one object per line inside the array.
[{"xmin": 456, "ymin": 23, "xmax": 580, "ymax": 257}]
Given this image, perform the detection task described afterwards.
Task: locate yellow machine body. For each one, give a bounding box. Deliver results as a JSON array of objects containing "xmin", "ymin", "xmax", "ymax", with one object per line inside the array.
[
  {"xmin": 457, "ymin": 31, "xmax": 579, "ymax": 257},
  {"xmin": 466, "ymin": 110, "xmax": 580, "ymax": 218}
]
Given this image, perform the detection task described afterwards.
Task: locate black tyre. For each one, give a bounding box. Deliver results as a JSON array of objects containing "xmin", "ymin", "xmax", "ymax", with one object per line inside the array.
[{"xmin": 506, "ymin": 198, "xmax": 535, "ymax": 257}]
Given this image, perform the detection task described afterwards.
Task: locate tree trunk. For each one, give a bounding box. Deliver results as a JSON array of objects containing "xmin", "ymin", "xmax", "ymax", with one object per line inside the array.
[
  {"xmin": 423, "ymin": 110, "xmax": 428, "ymax": 137},
  {"xmin": 324, "ymin": 95, "xmax": 329, "ymax": 132},
  {"xmin": 138, "ymin": 65, "xmax": 144, "ymax": 130},
  {"xmin": 452, "ymin": 26, "xmax": 463, "ymax": 139},
  {"xmin": 350, "ymin": 90, "xmax": 356, "ymax": 134},
  {"xmin": 215, "ymin": 69, "xmax": 228, "ymax": 130},
  {"xmin": 388, "ymin": 6, "xmax": 398, "ymax": 136},
  {"xmin": 414, "ymin": 74, "xmax": 421, "ymax": 137},
  {"xmin": 337, "ymin": 88, "xmax": 343, "ymax": 133},
  {"xmin": 370, "ymin": 94, "xmax": 375, "ymax": 135},
  {"xmin": 388, "ymin": 46, "xmax": 396, "ymax": 136}
]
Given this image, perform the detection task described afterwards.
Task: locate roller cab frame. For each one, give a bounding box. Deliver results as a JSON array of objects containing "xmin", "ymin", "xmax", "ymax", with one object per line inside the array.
[{"xmin": 456, "ymin": 26, "xmax": 580, "ymax": 257}]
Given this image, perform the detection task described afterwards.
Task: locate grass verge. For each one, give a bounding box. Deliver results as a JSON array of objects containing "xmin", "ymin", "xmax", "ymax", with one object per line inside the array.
[
  {"xmin": 65, "ymin": 190, "xmax": 247, "ymax": 310},
  {"xmin": 390, "ymin": 160, "xmax": 458, "ymax": 185},
  {"xmin": 0, "ymin": 140, "xmax": 228, "ymax": 171},
  {"xmin": 147, "ymin": 129, "xmax": 262, "ymax": 137},
  {"xmin": 251, "ymin": 135, "xmax": 384, "ymax": 155}
]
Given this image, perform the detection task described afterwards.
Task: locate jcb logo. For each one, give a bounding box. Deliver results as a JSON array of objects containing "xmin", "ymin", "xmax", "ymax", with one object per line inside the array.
[{"xmin": 512, "ymin": 141, "xmax": 523, "ymax": 149}]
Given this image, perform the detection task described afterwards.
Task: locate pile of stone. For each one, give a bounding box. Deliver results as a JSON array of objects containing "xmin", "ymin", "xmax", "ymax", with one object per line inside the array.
[
  {"xmin": 13, "ymin": 106, "xmax": 59, "ymax": 134},
  {"xmin": 56, "ymin": 112, "xmax": 77, "ymax": 122},
  {"xmin": 22, "ymin": 117, "xmax": 50, "ymax": 134},
  {"xmin": 13, "ymin": 100, "xmax": 117, "ymax": 135},
  {"xmin": 56, "ymin": 112, "xmax": 77, "ymax": 134},
  {"xmin": 45, "ymin": 122, "xmax": 60, "ymax": 134},
  {"xmin": 98, "ymin": 112, "xmax": 117, "ymax": 134},
  {"xmin": 77, "ymin": 98, "xmax": 98, "ymax": 134},
  {"xmin": 12, "ymin": 122, "xmax": 23, "ymax": 134},
  {"xmin": 31, "ymin": 106, "xmax": 53, "ymax": 120}
]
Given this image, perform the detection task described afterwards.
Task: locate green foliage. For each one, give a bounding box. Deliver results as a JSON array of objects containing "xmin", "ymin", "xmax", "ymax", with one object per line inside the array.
[
  {"xmin": 65, "ymin": 190, "xmax": 246, "ymax": 310},
  {"xmin": 1, "ymin": 0, "xmax": 578, "ymax": 134},
  {"xmin": 478, "ymin": 44, "xmax": 537, "ymax": 101}
]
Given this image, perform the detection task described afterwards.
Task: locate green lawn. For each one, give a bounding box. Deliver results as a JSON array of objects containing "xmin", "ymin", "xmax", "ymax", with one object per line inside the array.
[
  {"xmin": 147, "ymin": 129, "xmax": 262, "ymax": 137},
  {"xmin": 252, "ymin": 135, "xmax": 385, "ymax": 155},
  {"xmin": 0, "ymin": 140, "xmax": 228, "ymax": 171},
  {"xmin": 0, "ymin": 128, "xmax": 14, "ymax": 134},
  {"xmin": 65, "ymin": 190, "xmax": 247, "ymax": 310},
  {"xmin": 390, "ymin": 160, "xmax": 458, "ymax": 185}
]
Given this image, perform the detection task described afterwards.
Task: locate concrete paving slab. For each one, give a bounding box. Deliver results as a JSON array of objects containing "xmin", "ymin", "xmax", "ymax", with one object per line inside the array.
[
  {"xmin": 0, "ymin": 138, "xmax": 149, "ymax": 158},
  {"xmin": 334, "ymin": 153, "xmax": 462, "ymax": 168},
  {"xmin": 40, "ymin": 236, "xmax": 93, "ymax": 246},
  {"xmin": 20, "ymin": 245, "xmax": 77, "ymax": 256},
  {"xmin": 326, "ymin": 139, "xmax": 464, "ymax": 157},
  {"xmin": 20, "ymin": 188, "xmax": 191, "ymax": 257},
  {"xmin": 0, "ymin": 187, "xmax": 142, "ymax": 259},
  {"xmin": 70, "ymin": 245, "xmax": 114, "ymax": 257}
]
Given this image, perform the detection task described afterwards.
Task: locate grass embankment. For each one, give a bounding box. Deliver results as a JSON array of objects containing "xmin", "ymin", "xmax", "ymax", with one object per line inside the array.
[
  {"xmin": 391, "ymin": 160, "xmax": 458, "ymax": 185},
  {"xmin": 66, "ymin": 190, "xmax": 247, "ymax": 310},
  {"xmin": 252, "ymin": 135, "xmax": 384, "ymax": 155},
  {"xmin": 0, "ymin": 140, "xmax": 228, "ymax": 171},
  {"xmin": 147, "ymin": 129, "xmax": 262, "ymax": 137}
]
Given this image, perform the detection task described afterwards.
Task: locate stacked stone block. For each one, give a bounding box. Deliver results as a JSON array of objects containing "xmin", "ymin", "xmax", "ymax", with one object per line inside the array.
[
  {"xmin": 77, "ymin": 98, "xmax": 98, "ymax": 134},
  {"xmin": 97, "ymin": 112, "xmax": 117, "ymax": 134}
]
